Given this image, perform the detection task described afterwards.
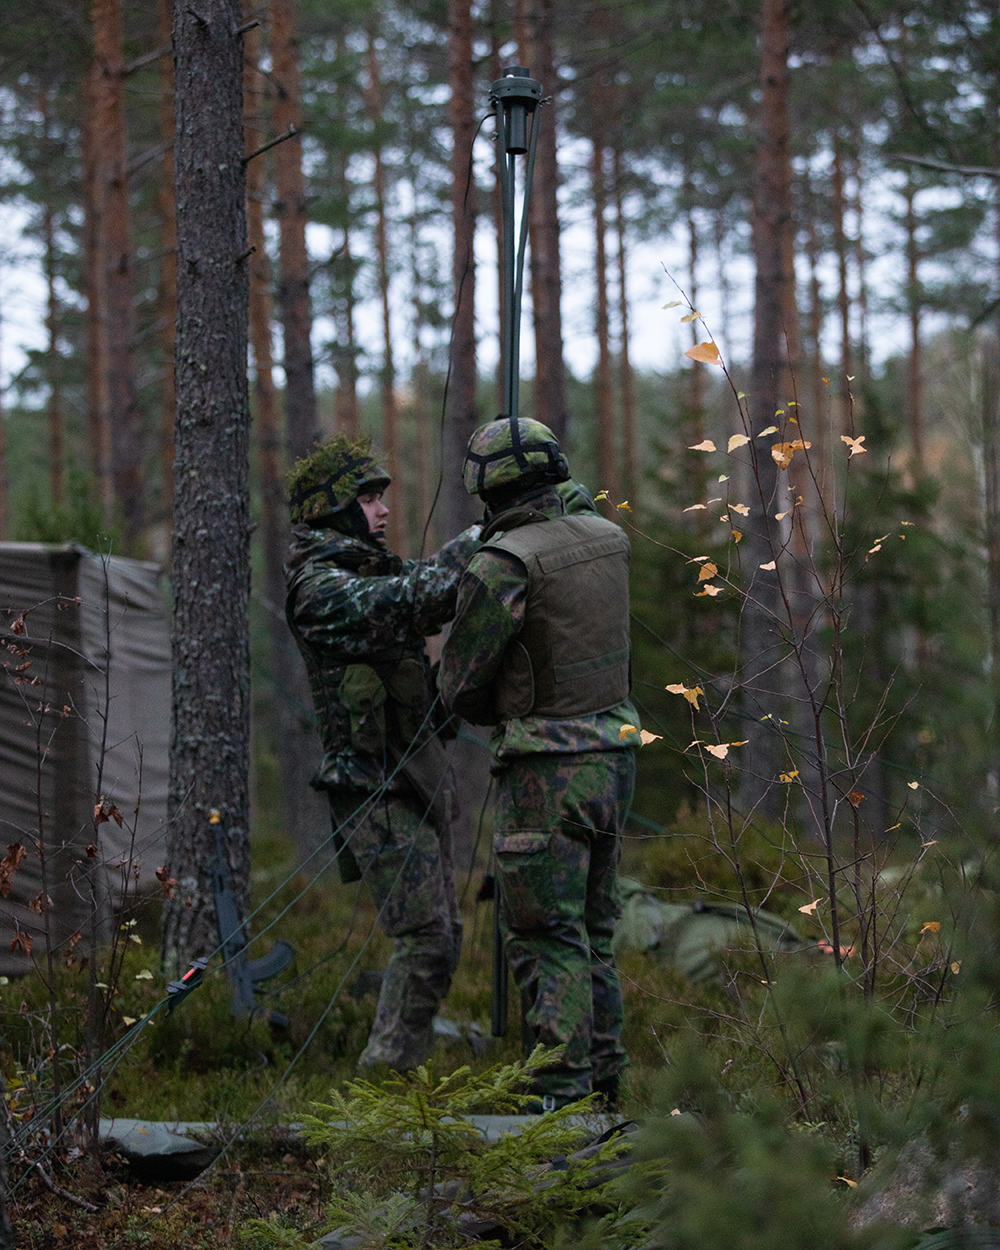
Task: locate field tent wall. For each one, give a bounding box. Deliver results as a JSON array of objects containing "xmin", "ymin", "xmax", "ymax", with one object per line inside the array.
[{"xmin": 0, "ymin": 544, "xmax": 170, "ymax": 976}]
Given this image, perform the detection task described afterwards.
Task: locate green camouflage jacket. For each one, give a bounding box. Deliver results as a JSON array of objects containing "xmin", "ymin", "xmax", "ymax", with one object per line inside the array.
[
  {"xmin": 438, "ymin": 488, "xmax": 639, "ymax": 760},
  {"xmin": 285, "ymin": 525, "xmax": 480, "ymax": 792}
]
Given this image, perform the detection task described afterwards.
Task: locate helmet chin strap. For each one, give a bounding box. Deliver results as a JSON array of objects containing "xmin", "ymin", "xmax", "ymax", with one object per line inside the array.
[{"xmin": 489, "ymin": 66, "xmax": 542, "ymax": 437}]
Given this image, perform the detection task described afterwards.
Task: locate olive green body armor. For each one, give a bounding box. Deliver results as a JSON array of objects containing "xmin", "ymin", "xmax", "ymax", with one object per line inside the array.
[{"xmin": 483, "ymin": 514, "xmax": 631, "ymax": 720}]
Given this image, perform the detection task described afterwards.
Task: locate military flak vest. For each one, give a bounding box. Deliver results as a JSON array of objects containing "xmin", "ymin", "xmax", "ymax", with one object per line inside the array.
[{"xmin": 483, "ymin": 513, "xmax": 631, "ymax": 720}]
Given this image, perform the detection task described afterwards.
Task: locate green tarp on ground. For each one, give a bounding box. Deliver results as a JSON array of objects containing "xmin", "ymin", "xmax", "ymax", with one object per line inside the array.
[{"xmin": 613, "ymin": 877, "xmax": 802, "ymax": 983}]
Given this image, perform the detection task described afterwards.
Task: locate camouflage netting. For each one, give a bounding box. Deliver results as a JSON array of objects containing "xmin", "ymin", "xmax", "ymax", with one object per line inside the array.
[{"xmin": 0, "ymin": 545, "xmax": 170, "ymax": 975}]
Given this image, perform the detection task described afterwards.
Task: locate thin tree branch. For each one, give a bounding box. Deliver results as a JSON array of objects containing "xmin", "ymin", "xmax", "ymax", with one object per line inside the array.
[
  {"xmin": 894, "ymin": 153, "xmax": 1000, "ymax": 180},
  {"xmin": 124, "ymin": 44, "xmax": 170, "ymax": 76},
  {"xmin": 128, "ymin": 139, "xmax": 173, "ymax": 179},
  {"xmin": 242, "ymin": 125, "xmax": 299, "ymax": 166},
  {"xmin": 33, "ymin": 1162, "xmax": 99, "ymax": 1213}
]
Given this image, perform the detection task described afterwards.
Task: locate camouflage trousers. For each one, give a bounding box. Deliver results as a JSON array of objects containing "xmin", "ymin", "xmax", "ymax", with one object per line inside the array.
[
  {"xmin": 493, "ymin": 749, "xmax": 635, "ymax": 1105},
  {"xmin": 328, "ymin": 790, "xmax": 462, "ymax": 1072}
]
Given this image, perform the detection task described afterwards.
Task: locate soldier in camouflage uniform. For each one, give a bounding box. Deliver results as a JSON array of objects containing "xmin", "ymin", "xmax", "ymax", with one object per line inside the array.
[
  {"xmin": 284, "ymin": 437, "xmax": 481, "ymax": 1070},
  {"xmin": 439, "ymin": 418, "xmax": 639, "ymax": 1110}
]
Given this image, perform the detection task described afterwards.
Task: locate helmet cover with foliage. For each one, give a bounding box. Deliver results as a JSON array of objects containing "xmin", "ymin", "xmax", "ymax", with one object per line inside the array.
[
  {"xmin": 462, "ymin": 418, "xmax": 569, "ymax": 499},
  {"xmin": 287, "ymin": 436, "xmax": 391, "ymax": 529}
]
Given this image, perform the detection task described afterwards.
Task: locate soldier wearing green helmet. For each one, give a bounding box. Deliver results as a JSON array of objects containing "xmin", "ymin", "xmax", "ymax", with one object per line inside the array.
[
  {"xmin": 284, "ymin": 435, "xmax": 481, "ymax": 1071},
  {"xmin": 440, "ymin": 417, "xmax": 640, "ymax": 1111}
]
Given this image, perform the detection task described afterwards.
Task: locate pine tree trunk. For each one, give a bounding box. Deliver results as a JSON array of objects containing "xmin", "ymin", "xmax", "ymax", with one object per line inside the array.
[
  {"xmin": 271, "ymin": 0, "xmax": 317, "ymax": 462},
  {"xmin": 521, "ymin": 0, "xmax": 568, "ymax": 442},
  {"xmin": 83, "ymin": 30, "xmax": 112, "ymax": 518},
  {"xmin": 157, "ymin": 0, "xmax": 177, "ymax": 534},
  {"xmin": 446, "ymin": 0, "xmax": 479, "ymax": 535},
  {"xmin": 89, "ymin": 0, "xmax": 142, "ymax": 549},
  {"xmin": 742, "ymin": 0, "xmax": 798, "ymax": 817},
  {"xmin": 41, "ymin": 88, "xmax": 64, "ymax": 508},
  {"xmin": 0, "ymin": 293, "xmax": 6, "ymax": 540},
  {"xmin": 332, "ymin": 220, "xmax": 360, "ymax": 437},
  {"xmin": 831, "ymin": 130, "xmax": 852, "ymax": 437},
  {"xmin": 905, "ymin": 180, "xmax": 924, "ymax": 478},
  {"xmin": 365, "ymin": 31, "xmax": 404, "ymax": 553},
  {"xmin": 613, "ymin": 145, "xmax": 636, "ymax": 504},
  {"xmin": 590, "ymin": 55, "xmax": 617, "ymax": 503},
  {"xmin": 683, "ymin": 166, "xmax": 708, "ymax": 530},
  {"xmin": 803, "ymin": 172, "xmax": 831, "ymax": 512},
  {"xmin": 163, "ymin": 0, "xmax": 252, "ymax": 974},
  {"xmin": 245, "ymin": 28, "xmax": 325, "ymax": 864}
]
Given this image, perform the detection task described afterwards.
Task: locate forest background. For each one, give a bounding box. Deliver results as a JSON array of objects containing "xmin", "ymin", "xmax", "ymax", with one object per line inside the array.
[{"xmin": 2, "ymin": 0, "xmax": 1000, "ymax": 1245}]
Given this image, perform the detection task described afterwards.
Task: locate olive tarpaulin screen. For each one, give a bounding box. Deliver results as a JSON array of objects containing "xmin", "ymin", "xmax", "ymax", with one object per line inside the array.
[{"xmin": 0, "ymin": 544, "xmax": 170, "ymax": 976}]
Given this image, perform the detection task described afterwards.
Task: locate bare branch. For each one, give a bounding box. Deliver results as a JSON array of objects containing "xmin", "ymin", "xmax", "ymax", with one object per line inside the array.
[
  {"xmin": 241, "ymin": 125, "xmax": 299, "ymax": 166},
  {"xmin": 894, "ymin": 153, "xmax": 1000, "ymax": 180},
  {"xmin": 124, "ymin": 44, "xmax": 170, "ymax": 76}
]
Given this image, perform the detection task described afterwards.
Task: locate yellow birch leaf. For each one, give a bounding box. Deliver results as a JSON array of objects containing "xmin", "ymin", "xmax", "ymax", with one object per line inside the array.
[
  {"xmin": 867, "ymin": 543, "xmax": 882, "ymax": 555},
  {"xmin": 707, "ymin": 497, "xmax": 722, "ymax": 504},
  {"xmin": 639, "ymin": 730, "xmax": 663, "ymax": 745},
  {"xmin": 122, "ymin": 1016, "xmax": 138, "ymax": 1026},
  {"xmin": 780, "ymin": 770, "xmax": 800, "ymax": 783},
  {"xmin": 617, "ymin": 500, "xmax": 632, "ymax": 512},
  {"xmin": 134, "ymin": 969, "xmax": 153, "ymax": 980},
  {"xmin": 732, "ymin": 530, "xmax": 742, "ymax": 543},
  {"xmin": 666, "ymin": 683, "xmax": 704, "ymax": 708},
  {"xmin": 619, "ymin": 724, "xmax": 638, "ymax": 741},
  {"xmin": 798, "ymin": 898, "xmax": 822, "ymax": 915},
  {"xmin": 680, "ymin": 311, "xmax": 701, "ymax": 322},
  {"xmin": 758, "ymin": 425, "xmax": 779, "ymax": 437},
  {"xmin": 771, "ymin": 439, "xmax": 811, "ymax": 470},
  {"xmin": 683, "ymin": 503, "xmax": 708, "ymax": 511},
  {"xmin": 759, "ymin": 560, "xmax": 776, "ymax": 570},
  {"xmin": 704, "ymin": 743, "xmax": 730, "ymax": 759},
  {"xmin": 919, "ymin": 921, "xmax": 941, "ymax": 935},
  {"xmin": 837, "ymin": 1178, "xmax": 858, "ymax": 1189},
  {"xmin": 728, "ymin": 434, "xmax": 750, "ymax": 452},
  {"xmin": 775, "ymin": 409, "xmax": 784, "ymax": 416},
  {"xmin": 901, "ymin": 520, "xmax": 915, "ymax": 526},
  {"xmin": 688, "ymin": 439, "xmax": 717, "ymax": 452},
  {"xmin": 729, "ymin": 503, "xmax": 750, "ymax": 516},
  {"xmin": 594, "ymin": 490, "xmax": 609, "ymax": 502},
  {"xmin": 908, "ymin": 781, "xmax": 919, "ymax": 790},
  {"xmin": 841, "ymin": 434, "xmax": 867, "ymax": 456},
  {"xmin": 718, "ymin": 474, "xmax": 729, "ymax": 482},
  {"xmin": 921, "ymin": 840, "xmax": 939, "ymax": 848},
  {"xmin": 685, "ymin": 341, "xmax": 721, "ymax": 365},
  {"xmin": 694, "ymin": 584, "xmax": 723, "ymax": 597},
  {"xmin": 737, "ymin": 391, "xmax": 746, "ymax": 399},
  {"xmin": 951, "ymin": 961, "xmax": 962, "ymax": 974},
  {"xmin": 698, "ymin": 562, "xmax": 718, "ymax": 582},
  {"xmin": 731, "ymin": 740, "xmax": 748, "ymax": 746},
  {"xmin": 662, "ymin": 300, "xmax": 683, "ymax": 309},
  {"xmin": 775, "ymin": 510, "xmax": 790, "ymax": 521}
]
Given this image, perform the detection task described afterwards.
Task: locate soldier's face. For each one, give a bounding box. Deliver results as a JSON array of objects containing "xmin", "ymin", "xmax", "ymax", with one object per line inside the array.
[{"xmin": 358, "ymin": 491, "xmax": 389, "ymax": 539}]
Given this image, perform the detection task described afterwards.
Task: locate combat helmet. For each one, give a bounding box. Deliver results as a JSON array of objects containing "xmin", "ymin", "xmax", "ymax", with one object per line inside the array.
[
  {"xmin": 463, "ymin": 418, "xmax": 569, "ymax": 500},
  {"xmin": 287, "ymin": 436, "xmax": 391, "ymax": 532}
]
